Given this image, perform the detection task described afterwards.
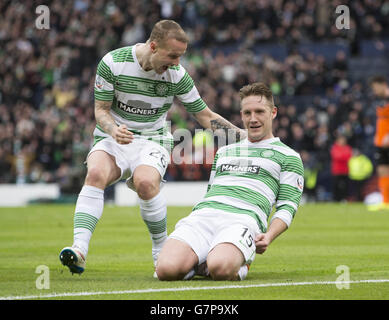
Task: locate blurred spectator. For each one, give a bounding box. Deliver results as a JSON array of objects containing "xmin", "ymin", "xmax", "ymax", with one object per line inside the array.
[
  {"xmin": 0, "ymin": 0, "xmax": 388, "ymax": 204},
  {"xmin": 348, "ymin": 149, "xmax": 373, "ymax": 201},
  {"xmin": 330, "ymin": 135, "xmax": 353, "ymax": 202},
  {"xmin": 301, "ymin": 150, "xmax": 320, "ymax": 202}
]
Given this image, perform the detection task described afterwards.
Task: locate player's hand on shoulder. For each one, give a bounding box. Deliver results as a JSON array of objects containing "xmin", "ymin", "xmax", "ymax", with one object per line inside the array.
[
  {"xmin": 113, "ymin": 124, "xmax": 134, "ymax": 144},
  {"xmin": 239, "ymin": 129, "xmax": 247, "ymax": 141}
]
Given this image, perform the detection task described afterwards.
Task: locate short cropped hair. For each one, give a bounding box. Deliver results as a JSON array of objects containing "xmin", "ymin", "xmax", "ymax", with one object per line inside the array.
[
  {"xmin": 369, "ymin": 75, "xmax": 387, "ymax": 85},
  {"xmin": 239, "ymin": 82, "xmax": 275, "ymax": 109},
  {"xmin": 149, "ymin": 20, "xmax": 189, "ymax": 46}
]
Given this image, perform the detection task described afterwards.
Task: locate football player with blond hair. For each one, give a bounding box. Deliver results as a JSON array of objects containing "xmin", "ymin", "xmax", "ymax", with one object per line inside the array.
[
  {"xmin": 156, "ymin": 82, "xmax": 304, "ymax": 281},
  {"xmin": 59, "ymin": 20, "xmax": 245, "ymax": 275}
]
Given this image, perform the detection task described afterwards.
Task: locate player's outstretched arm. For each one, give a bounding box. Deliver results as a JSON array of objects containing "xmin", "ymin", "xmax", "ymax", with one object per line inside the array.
[
  {"xmin": 95, "ymin": 99, "xmax": 134, "ymax": 144},
  {"xmin": 255, "ymin": 218, "xmax": 288, "ymax": 254},
  {"xmin": 192, "ymin": 107, "xmax": 247, "ymax": 141}
]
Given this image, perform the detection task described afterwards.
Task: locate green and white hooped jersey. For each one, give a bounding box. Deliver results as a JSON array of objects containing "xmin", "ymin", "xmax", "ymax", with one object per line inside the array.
[
  {"xmin": 192, "ymin": 138, "xmax": 304, "ymax": 233},
  {"xmin": 94, "ymin": 44, "xmax": 207, "ymax": 151}
]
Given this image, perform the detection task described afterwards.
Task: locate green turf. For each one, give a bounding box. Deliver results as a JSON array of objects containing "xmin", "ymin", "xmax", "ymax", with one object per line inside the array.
[{"xmin": 0, "ymin": 203, "xmax": 388, "ymax": 300}]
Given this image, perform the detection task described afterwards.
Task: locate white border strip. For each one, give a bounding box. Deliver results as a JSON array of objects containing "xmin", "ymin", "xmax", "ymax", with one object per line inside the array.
[{"xmin": 1, "ymin": 279, "xmax": 389, "ymax": 300}]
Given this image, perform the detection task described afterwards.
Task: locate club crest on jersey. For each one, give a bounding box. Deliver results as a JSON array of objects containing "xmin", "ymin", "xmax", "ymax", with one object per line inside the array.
[
  {"xmin": 260, "ymin": 150, "xmax": 275, "ymax": 158},
  {"xmin": 154, "ymin": 83, "xmax": 169, "ymax": 97}
]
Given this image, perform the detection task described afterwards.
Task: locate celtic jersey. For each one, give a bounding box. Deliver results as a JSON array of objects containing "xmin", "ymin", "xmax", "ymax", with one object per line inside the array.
[
  {"xmin": 192, "ymin": 137, "xmax": 304, "ymax": 233},
  {"xmin": 93, "ymin": 44, "xmax": 207, "ymax": 150}
]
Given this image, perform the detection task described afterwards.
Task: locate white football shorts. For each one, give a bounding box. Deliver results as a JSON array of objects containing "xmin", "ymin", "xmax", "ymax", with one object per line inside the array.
[
  {"xmin": 87, "ymin": 135, "xmax": 170, "ymax": 190},
  {"xmin": 169, "ymin": 209, "xmax": 261, "ymax": 265}
]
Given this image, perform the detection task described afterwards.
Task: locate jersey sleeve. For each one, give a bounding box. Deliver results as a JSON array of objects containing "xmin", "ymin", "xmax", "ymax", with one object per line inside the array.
[
  {"xmin": 174, "ymin": 66, "xmax": 208, "ymax": 113},
  {"xmin": 271, "ymin": 154, "xmax": 304, "ymax": 228},
  {"xmin": 94, "ymin": 53, "xmax": 115, "ymax": 101}
]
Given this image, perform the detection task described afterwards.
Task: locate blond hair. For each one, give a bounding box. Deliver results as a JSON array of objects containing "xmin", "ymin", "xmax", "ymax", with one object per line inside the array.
[
  {"xmin": 149, "ymin": 20, "xmax": 188, "ymax": 46},
  {"xmin": 239, "ymin": 82, "xmax": 275, "ymax": 109}
]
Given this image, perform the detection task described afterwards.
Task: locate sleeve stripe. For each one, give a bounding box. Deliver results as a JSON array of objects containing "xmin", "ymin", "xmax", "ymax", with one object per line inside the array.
[
  {"xmin": 94, "ymin": 89, "xmax": 114, "ymax": 101},
  {"xmin": 276, "ymin": 203, "xmax": 297, "ymax": 216},
  {"xmin": 281, "ymin": 156, "xmax": 304, "ymax": 176},
  {"xmin": 97, "ymin": 60, "xmax": 114, "ymax": 84},
  {"xmin": 182, "ymin": 98, "xmax": 207, "ymax": 113},
  {"xmin": 175, "ymin": 72, "xmax": 194, "ymax": 95}
]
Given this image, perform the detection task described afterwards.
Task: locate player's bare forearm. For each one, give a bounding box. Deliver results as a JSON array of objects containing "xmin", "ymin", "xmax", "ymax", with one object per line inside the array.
[
  {"xmin": 255, "ymin": 218, "xmax": 288, "ymax": 254},
  {"xmin": 265, "ymin": 218, "xmax": 288, "ymax": 243},
  {"xmin": 210, "ymin": 117, "xmax": 246, "ymax": 141},
  {"xmin": 193, "ymin": 108, "xmax": 247, "ymax": 141},
  {"xmin": 95, "ymin": 99, "xmax": 134, "ymax": 144},
  {"xmin": 95, "ymin": 99, "xmax": 117, "ymax": 136}
]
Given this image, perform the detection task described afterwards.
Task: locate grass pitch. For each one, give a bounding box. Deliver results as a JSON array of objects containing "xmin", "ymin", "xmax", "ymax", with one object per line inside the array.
[{"xmin": 0, "ymin": 203, "xmax": 388, "ymax": 300}]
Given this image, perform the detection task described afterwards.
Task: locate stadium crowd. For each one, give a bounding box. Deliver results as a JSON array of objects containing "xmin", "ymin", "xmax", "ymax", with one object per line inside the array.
[{"xmin": 0, "ymin": 0, "xmax": 389, "ymax": 201}]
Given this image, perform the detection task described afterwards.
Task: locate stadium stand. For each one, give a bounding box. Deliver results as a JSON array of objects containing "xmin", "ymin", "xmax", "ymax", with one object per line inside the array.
[{"xmin": 0, "ymin": 0, "xmax": 388, "ymax": 202}]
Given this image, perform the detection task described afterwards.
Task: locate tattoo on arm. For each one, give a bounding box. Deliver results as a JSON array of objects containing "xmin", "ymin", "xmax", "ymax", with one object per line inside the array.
[
  {"xmin": 210, "ymin": 118, "xmax": 245, "ymax": 141},
  {"xmin": 210, "ymin": 118, "xmax": 233, "ymax": 131},
  {"xmin": 95, "ymin": 100, "xmax": 117, "ymax": 136}
]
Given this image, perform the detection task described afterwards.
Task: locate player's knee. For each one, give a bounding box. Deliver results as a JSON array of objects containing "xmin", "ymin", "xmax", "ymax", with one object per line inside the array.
[
  {"xmin": 156, "ymin": 260, "xmax": 186, "ymax": 281},
  {"xmin": 208, "ymin": 260, "xmax": 237, "ymax": 281},
  {"xmin": 85, "ymin": 166, "xmax": 108, "ymax": 188},
  {"xmin": 135, "ymin": 178, "xmax": 159, "ymax": 200}
]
